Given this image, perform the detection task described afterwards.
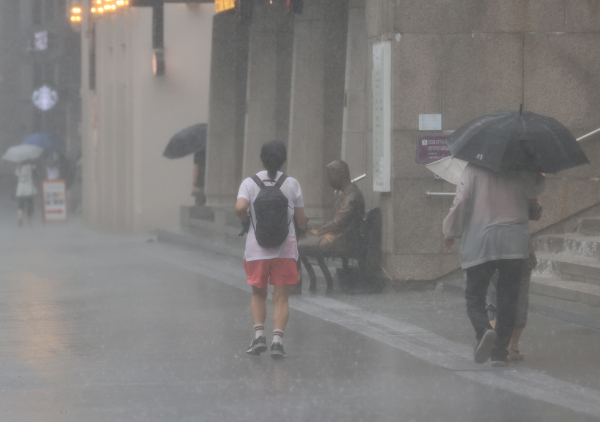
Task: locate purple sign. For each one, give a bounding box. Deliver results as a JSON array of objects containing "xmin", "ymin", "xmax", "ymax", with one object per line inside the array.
[{"xmin": 416, "ymin": 136, "xmax": 451, "ymax": 164}]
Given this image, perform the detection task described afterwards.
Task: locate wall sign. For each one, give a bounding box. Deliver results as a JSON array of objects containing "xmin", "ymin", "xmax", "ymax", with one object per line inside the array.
[
  {"xmin": 416, "ymin": 136, "xmax": 451, "ymax": 164},
  {"xmin": 34, "ymin": 31, "xmax": 49, "ymax": 51},
  {"xmin": 419, "ymin": 114, "xmax": 442, "ymax": 130},
  {"xmin": 43, "ymin": 180, "xmax": 67, "ymax": 222},
  {"xmin": 32, "ymin": 85, "xmax": 58, "ymax": 111},
  {"xmin": 372, "ymin": 41, "xmax": 391, "ymax": 192}
]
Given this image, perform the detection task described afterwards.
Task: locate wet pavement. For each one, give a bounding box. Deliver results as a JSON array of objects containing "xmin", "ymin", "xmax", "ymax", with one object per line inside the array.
[{"xmin": 1, "ymin": 212, "xmax": 600, "ymax": 421}]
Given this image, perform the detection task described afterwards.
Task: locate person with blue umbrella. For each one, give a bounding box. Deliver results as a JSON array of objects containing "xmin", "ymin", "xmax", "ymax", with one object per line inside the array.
[{"xmin": 21, "ymin": 132, "xmax": 60, "ymax": 150}]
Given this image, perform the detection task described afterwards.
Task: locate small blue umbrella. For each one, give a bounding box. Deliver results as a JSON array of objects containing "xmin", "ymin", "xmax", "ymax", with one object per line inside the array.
[{"xmin": 22, "ymin": 132, "xmax": 60, "ymax": 150}]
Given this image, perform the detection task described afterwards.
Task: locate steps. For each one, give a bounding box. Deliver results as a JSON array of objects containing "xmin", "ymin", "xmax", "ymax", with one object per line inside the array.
[{"xmin": 533, "ymin": 217, "xmax": 600, "ymax": 307}]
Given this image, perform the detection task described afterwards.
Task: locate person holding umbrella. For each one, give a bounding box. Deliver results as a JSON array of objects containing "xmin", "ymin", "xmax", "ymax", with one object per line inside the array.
[
  {"xmin": 162, "ymin": 123, "xmax": 207, "ymax": 205},
  {"xmin": 15, "ymin": 160, "xmax": 38, "ymax": 226},
  {"xmin": 442, "ymin": 108, "xmax": 588, "ymax": 366},
  {"xmin": 2, "ymin": 143, "xmax": 45, "ymax": 226}
]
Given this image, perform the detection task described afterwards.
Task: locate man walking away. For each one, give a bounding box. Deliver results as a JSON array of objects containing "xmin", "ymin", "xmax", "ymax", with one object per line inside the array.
[
  {"xmin": 236, "ymin": 140, "xmax": 307, "ymax": 358},
  {"xmin": 443, "ymin": 164, "xmax": 544, "ymax": 366}
]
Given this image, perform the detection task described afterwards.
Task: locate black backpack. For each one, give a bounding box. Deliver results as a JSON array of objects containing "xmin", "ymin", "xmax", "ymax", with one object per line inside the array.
[{"xmin": 250, "ymin": 174, "xmax": 290, "ymax": 248}]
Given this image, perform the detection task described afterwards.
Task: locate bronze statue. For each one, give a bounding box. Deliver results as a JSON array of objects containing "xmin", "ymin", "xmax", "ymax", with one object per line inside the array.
[{"xmin": 294, "ymin": 160, "xmax": 365, "ymax": 294}]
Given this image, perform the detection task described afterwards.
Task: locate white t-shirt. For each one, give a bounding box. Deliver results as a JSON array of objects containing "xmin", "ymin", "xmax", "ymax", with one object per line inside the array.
[
  {"xmin": 237, "ymin": 171, "xmax": 304, "ymax": 262},
  {"xmin": 15, "ymin": 164, "xmax": 37, "ymax": 197}
]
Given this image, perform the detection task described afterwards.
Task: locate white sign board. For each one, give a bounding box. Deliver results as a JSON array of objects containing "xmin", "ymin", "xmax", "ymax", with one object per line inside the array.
[
  {"xmin": 372, "ymin": 41, "xmax": 391, "ymax": 192},
  {"xmin": 419, "ymin": 114, "xmax": 442, "ymax": 130},
  {"xmin": 43, "ymin": 180, "xmax": 67, "ymax": 222}
]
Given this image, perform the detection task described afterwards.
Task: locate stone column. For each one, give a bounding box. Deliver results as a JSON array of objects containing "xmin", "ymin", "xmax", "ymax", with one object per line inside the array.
[
  {"xmin": 287, "ymin": 0, "xmax": 348, "ymax": 217},
  {"xmin": 242, "ymin": 0, "xmax": 294, "ymax": 177},
  {"xmin": 204, "ymin": 13, "xmax": 250, "ymax": 207},
  {"xmin": 341, "ymin": 0, "xmax": 369, "ymax": 193}
]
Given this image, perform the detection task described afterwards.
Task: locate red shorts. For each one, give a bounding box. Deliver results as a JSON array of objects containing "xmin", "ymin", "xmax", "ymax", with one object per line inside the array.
[{"xmin": 244, "ymin": 258, "xmax": 299, "ymax": 289}]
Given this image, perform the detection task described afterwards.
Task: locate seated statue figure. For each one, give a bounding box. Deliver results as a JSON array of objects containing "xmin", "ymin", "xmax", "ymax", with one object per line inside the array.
[{"xmin": 294, "ymin": 160, "xmax": 365, "ymax": 294}]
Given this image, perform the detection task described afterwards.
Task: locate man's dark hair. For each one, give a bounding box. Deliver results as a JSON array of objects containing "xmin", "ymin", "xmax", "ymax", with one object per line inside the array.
[{"xmin": 260, "ymin": 140, "xmax": 287, "ymax": 181}]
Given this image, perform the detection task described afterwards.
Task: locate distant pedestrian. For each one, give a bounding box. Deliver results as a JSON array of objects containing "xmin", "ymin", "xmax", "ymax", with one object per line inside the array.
[
  {"xmin": 235, "ymin": 140, "xmax": 307, "ymax": 358},
  {"xmin": 486, "ymin": 198, "xmax": 542, "ymax": 361},
  {"xmin": 443, "ymin": 164, "xmax": 544, "ymax": 366},
  {"xmin": 45, "ymin": 151, "xmax": 61, "ymax": 180},
  {"xmin": 15, "ymin": 161, "xmax": 38, "ymax": 226}
]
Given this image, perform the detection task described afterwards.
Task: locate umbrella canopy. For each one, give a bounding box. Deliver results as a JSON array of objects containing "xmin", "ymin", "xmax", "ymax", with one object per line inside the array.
[
  {"xmin": 425, "ymin": 156, "xmax": 468, "ymax": 185},
  {"xmin": 22, "ymin": 132, "xmax": 60, "ymax": 150},
  {"xmin": 2, "ymin": 144, "xmax": 44, "ymax": 163},
  {"xmin": 447, "ymin": 110, "xmax": 589, "ymax": 173},
  {"xmin": 163, "ymin": 123, "xmax": 207, "ymax": 159}
]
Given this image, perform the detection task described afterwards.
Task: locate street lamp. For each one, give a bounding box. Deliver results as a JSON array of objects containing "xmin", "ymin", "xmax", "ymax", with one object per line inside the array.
[{"xmin": 69, "ymin": 1, "xmax": 83, "ymax": 29}]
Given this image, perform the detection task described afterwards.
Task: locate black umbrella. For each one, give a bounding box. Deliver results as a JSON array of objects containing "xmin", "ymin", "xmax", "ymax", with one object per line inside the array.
[
  {"xmin": 163, "ymin": 123, "xmax": 207, "ymax": 159},
  {"xmin": 446, "ymin": 109, "xmax": 589, "ymax": 173}
]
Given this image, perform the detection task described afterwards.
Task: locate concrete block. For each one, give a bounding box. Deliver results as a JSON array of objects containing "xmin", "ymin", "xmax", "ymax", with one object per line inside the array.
[
  {"xmin": 343, "ymin": 132, "xmax": 368, "ymax": 178},
  {"xmin": 394, "ymin": 0, "xmax": 483, "ymax": 34},
  {"xmin": 384, "ymin": 253, "xmax": 444, "ymax": 281},
  {"xmin": 442, "ymin": 33, "xmax": 523, "ymax": 131},
  {"xmin": 365, "ymin": 42, "xmax": 373, "ymax": 133},
  {"xmin": 366, "ymin": 0, "xmax": 393, "ymax": 38},
  {"xmin": 297, "ymin": 0, "xmax": 348, "ymax": 22},
  {"xmin": 441, "ymin": 252, "xmax": 462, "ymax": 275},
  {"xmin": 482, "ymin": 0, "xmax": 564, "ymax": 33},
  {"xmin": 531, "ymin": 178, "xmax": 600, "ymax": 233},
  {"xmin": 566, "ymin": 0, "xmax": 600, "ymax": 32},
  {"xmin": 250, "ymin": 0, "xmax": 288, "ymax": 32},
  {"xmin": 391, "ymin": 34, "xmax": 442, "ymax": 131},
  {"xmin": 554, "ymin": 140, "xmax": 600, "ymax": 180},
  {"xmin": 380, "ymin": 195, "xmax": 394, "ymax": 254},
  {"xmin": 392, "ymin": 179, "xmax": 446, "ymax": 254},
  {"xmin": 345, "ymin": 7, "xmax": 368, "ymax": 92},
  {"xmin": 344, "ymin": 91, "xmax": 366, "ymax": 133},
  {"xmin": 524, "ymin": 33, "xmax": 600, "ymax": 132}
]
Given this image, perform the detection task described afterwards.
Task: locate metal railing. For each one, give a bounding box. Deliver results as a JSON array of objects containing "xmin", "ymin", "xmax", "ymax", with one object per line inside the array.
[
  {"xmin": 577, "ymin": 128, "xmax": 600, "ymax": 142},
  {"xmin": 426, "ymin": 191, "xmax": 455, "ymax": 197}
]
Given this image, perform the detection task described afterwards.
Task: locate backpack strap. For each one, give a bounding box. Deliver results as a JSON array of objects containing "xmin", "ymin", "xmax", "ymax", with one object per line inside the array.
[
  {"xmin": 250, "ymin": 175, "xmax": 265, "ymax": 189},
  {"xmin": 274, "ymin": 174, "xmax": 288, "ymax": 188}
]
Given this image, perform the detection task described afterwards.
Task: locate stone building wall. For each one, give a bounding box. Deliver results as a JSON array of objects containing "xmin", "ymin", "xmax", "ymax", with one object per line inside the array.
[{"xmin": 362, "ymin": 0, "xmax": 600, "ymax": 280}]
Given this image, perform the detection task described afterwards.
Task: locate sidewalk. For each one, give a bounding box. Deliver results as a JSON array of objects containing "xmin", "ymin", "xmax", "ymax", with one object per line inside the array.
[{"xmin": 157, "ymin": 228, "xmax": 600, "ymax": 393}]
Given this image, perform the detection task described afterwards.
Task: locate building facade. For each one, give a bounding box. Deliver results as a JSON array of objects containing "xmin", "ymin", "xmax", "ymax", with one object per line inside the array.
[
  {"xmin": 79, "ymin": 0, "xmax": 600, "ymax": 282},
  {"xmin": 200, "ymin": 0, "xmax": 600, "ymax": 281},
  {"xmin": 79, "ymin": 1, "xmax": 214, "ymax": 232},
  {"xmin": 0, "ymin": 0, "xmax": 80, "ymax": 194}
]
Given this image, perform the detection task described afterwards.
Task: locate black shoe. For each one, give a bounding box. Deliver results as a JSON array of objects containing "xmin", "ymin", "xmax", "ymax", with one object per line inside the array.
[
  {"xmin": 245, "ymin": 336, "xmax": 267, "ymax": 356},
  {"xmin": 491, "ymin": 357, "xmax": 510, "ymax": 367},
  {"xmin": 474, "ymin": 329, "xmax": 497, "ymax": 364},
  {"xmin": 270, "ymin": 342, "xmax": 286, "ymax": 359}
]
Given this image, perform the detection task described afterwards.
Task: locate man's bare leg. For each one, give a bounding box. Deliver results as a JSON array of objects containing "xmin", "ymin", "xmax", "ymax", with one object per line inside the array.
[
  {"xmin": 273, "ymin": 285, "xmax": 291, "ymax": 330},
  {"xmin": 250, "ymin": 286, "xmax": 267, "ymax": 325},
  {"xmin": 271, "ymin": 285, "xmax": 291, "ymax": 358}
]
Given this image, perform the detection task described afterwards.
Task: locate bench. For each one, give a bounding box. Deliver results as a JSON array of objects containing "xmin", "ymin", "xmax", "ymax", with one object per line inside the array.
[{"xmin": 298, "ymin": 208, "xmax": 384, "ymax": 294}]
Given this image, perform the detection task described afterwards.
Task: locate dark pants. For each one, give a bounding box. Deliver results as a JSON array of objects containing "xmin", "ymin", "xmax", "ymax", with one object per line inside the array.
[
  {"xmin": 17, "ymin": 196, "xmax": 34, "ymax": 217},
  {"xmin": 465, "ymin": 259, "xmax": 524, "ymax": 360}
]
